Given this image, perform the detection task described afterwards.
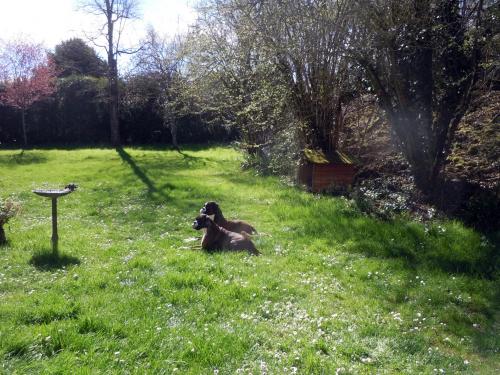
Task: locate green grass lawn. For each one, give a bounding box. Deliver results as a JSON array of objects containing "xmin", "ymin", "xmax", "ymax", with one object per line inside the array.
[{"xmin": 0, "ymin": 146, "xmax": 498, "ymax": 374}]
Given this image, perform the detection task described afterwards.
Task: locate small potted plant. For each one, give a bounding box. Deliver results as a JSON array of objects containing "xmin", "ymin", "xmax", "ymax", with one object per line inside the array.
[{"xmin": 0, "ymin": 198, "xmax": 20, "ymax": 245}]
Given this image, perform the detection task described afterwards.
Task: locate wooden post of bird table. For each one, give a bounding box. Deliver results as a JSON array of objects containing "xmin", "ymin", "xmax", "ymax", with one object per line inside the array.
[{"xmin": 51, "ymin": 197, "xmax": 58, "ymax": 253}]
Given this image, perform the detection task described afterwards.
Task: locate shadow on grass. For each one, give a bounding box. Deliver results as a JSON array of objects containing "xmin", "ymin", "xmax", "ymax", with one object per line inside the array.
[
  {"xmin": 131, "ymin": 142, "xmax": 228, "ymax": 152},
  {"xmin": 116, "ymin": 147, "xmax": 172, "ymax": 201},
  {"xmin": 181, "ymin": 151, "xmax": 208, "ymax": 166},
  {"xmin": 312, "ymin": 211, "xmax": 498, "ymax": 277},
  {"xmin": 7, "ymin": 142, "xmax": 228, "ymax": 152},
  {"xmin": 0, "ymin": 150, "xmax": 48, "ymax": 165},
  {"xmin": 29, "ymin": 249, "xmax": 80, "ymax": 271},
  {"xmin": 470, "ymin": 286, "xmax": 500, "ymax": 354}
]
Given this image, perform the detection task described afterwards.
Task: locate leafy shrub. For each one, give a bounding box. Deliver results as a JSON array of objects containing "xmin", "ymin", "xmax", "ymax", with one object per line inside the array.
[
  {"xmin": 461, "ymin": 186, "xmax": 500, "ymax": 232},
  {"xmin": 241, "ymin": 125, "xmax": 301, "ymax": 178},
  {"xmin": 351, "ymin": 176, "xmax": 435, "ymax": 221},
  {"xmin": 0, "ymin": 198, "xmax": 21, "ymax": 244}
]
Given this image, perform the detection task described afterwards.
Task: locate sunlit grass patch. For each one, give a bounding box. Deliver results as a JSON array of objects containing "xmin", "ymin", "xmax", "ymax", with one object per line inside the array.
[{"xmin": 0, "ymin": 146, "xmax": 498, "ymax": 373}]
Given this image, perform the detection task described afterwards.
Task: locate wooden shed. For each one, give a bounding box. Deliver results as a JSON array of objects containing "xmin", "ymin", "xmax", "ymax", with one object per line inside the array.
[{"xmin": 298, "ymin": 149, "xmax": 356, "ymax": 192}]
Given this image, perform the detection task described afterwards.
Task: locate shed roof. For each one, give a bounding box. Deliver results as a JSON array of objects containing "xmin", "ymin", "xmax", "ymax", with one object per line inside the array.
[{"xmin": 303, "ymin": 149, "xmax": 354, "ymax": 165}]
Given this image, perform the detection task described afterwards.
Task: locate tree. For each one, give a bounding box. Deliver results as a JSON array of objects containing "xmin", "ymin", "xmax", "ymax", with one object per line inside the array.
[
  {"xmin": 246, "ymin": 0, "xmax": 356, "ymax": 152},
  {"xmin": 0, "ymin": 40, "xmax": 56, "ymax": 146},
  {"xmin": 352, "ymin": 0, "xmax": 486, "ymax": 194},
  {"xmin": 55, "ymin": 75, "xmax": 108, "ymax": 143},
  {"xmin": 189, "ymin": 0, "xmax": 357, "ymax": 157},
  {"xmin": 133, "ymin": 28, "xmax": 184, "ymax": 150},
  {"xmin": 52, "ymin": 38, "xmax": 107, "ymax": 77},
  {"xmin": 80, "ymin": 0, "xmax": 141, "ymax": 146}
]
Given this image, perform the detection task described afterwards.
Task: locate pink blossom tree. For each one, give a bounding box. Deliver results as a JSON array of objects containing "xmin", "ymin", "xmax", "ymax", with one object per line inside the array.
[{"xmin": 0, "ymin": 40, "xmax": 57, "ymax": 146}]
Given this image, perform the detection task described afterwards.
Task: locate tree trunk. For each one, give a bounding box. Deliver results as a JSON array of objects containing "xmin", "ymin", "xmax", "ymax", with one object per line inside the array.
[
  {"xmin": 108, "ymin": 56, "xmax": 120, "ymax": 146},
  {"xmin": 107, "ymin": 5, "xmax": 120, "ymax": 147},
  {"xmin": 21, "ymin": 109, "xmax": 27, "ymax": 147},
  {"xmin": 109, "ymin": 75, "xmax": 120, "ymax": 146},
  {"xmin": 0, "ymin": 225, "xmax": 6, "ymax": 245},
  {"xmin": 386, "ymin": 112, "xmax": 436, "ymax": 195},
  {"xmin": 430, "ymin": 0, "xmax": 483, "ymax": 188},
  {"xmin": 332, "ymin": 98, "xmax": 343, "ymax": 150},
  {"xmin": 170, "ymin": 120, "xmax": 180, "ymax": 152}
]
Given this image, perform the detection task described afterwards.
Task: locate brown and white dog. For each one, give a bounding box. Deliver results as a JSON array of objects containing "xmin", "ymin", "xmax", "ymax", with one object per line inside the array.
[
  {"xmin": 192, "ymin": 214, "xmax": 259, "ymax": 255},
  {"xmin": 200, "ymin": 201, "xmax": 256, "ymax": 234}
]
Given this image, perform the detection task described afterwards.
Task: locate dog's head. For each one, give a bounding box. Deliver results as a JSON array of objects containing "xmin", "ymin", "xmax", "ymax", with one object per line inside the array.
[
  {"xmin": 192, "ymin": 214, "xmax": 212, "ymax": 230},
  {"xmin": 200, "ymin": 201, "xmax": 220, "ymax": 216}
]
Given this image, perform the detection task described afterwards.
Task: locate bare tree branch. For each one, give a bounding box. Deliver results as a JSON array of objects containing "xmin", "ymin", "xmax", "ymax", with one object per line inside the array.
[{"xmin": 79, "ymin": 0, "xmax": 141, "ymax": 146}]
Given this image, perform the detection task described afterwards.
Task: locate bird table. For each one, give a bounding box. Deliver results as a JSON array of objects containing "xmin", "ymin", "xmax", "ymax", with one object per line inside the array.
[{"xmin": 32, "ymin": 188, "xmax": 74, "ymax": 253}]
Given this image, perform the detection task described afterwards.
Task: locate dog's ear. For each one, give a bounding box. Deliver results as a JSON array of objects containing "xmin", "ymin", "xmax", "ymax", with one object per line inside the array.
[{"xmin": 198, "ymin": 214, "xmax": 210, "ymax": 222}]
